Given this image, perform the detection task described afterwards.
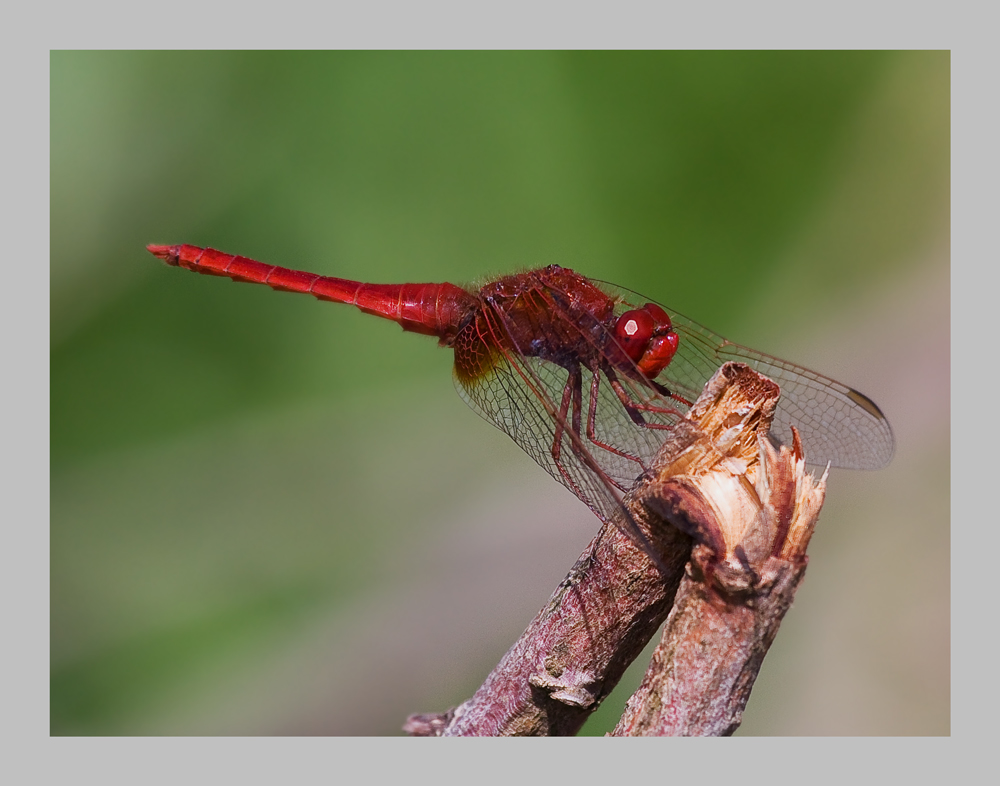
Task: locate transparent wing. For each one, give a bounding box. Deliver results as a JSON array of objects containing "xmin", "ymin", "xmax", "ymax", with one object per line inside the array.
[
  {"xmin": 454, "ymin": 348, "xmax": 628, "ymax": 528},
  {"xmin": 603, "ymin": 283, "xmax": 896, "ymax": 470}
]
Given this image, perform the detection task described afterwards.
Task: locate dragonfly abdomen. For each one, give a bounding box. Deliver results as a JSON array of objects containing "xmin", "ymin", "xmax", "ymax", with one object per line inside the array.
[{"xmin": 147, "ymin": 244, "xmax": 478, "ymax": 343}]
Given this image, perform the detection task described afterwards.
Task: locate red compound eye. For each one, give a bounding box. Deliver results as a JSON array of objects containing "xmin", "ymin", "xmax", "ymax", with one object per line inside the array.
[
  {"xmin": 637, "ymin": 333, "xmax": 679, "ymax": 377},
  {"xmin": 614, "ymin": 308, "xmax": 655, "ymax": 363},
  {"xmin": 613, "ymin": 303, "xmax": 679, "ymax": 378},
  {"xmin": 642, "ymin": 303, "xmax": 671, "ymax": 330}
]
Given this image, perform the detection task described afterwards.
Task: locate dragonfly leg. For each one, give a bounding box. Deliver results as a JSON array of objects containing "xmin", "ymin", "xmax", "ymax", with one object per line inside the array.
[
  {"xmin": 649, "ymin": 378, "xmax": 693, "ymax": 408},
  {"xmin": 551, "ymin": 365, "xmax": 582, "ymax": 466},
  {"xmin": 571, "ymin": 365, "xmax": 584, "ymax": 436},
  {"xmin": 585, "ymin": 370, "xmax": 648, "ymax": 471},
  {"xmin": 604, "ymin": 366, "xmax": 685, "ymax": 428},
  {"xmin": 549, "ymin": 364, "xmax": 618, "ymax": 494},
  {"xmin": 550, "ymin": 365, "xmax": 631, "ymax": 494}
]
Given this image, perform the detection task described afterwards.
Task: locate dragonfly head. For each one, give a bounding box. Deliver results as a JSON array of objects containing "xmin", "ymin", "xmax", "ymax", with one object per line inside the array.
[{"xmin": 614, "ymin": 303, "xmax": 680, "ymax": 379}]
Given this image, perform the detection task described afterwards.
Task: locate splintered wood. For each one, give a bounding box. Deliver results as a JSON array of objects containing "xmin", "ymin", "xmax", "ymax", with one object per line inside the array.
[
  {"xmin": 612, "ymin": 363, "xmax": 827, "ymax": 736},
  {"xmin": 403, "ymin": 362, "xmax": 827, "ymax": 737}
]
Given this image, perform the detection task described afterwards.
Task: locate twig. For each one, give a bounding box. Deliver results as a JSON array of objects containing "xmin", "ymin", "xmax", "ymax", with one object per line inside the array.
[
  {"xmin": 403, "ymin": 362, "xmax": 824, "ymax": 736},
  {"xmin": 611, "ymin": 424, "xmax": 826, "ymax": 736}
]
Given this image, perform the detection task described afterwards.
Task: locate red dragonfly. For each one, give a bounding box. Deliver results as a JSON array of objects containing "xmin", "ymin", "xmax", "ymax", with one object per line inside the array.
[{"xmin": 147, "ymin": 244, "xmax": 894, "ymax": 547}]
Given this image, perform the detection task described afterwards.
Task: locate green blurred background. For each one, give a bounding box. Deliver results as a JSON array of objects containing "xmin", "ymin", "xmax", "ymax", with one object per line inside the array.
[{"xmin": 51, "ymin": 51, "xmax": 949, "ymax": 735}]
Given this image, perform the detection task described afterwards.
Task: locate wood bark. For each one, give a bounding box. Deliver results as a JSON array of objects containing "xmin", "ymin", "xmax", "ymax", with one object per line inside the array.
[
  {"xmin": 404, "ymin": 362, "xmax": 826, "ymax": 737},
  {"xmin": 611, "ymin": 430, "xmax": 826, "ymax": 736}
]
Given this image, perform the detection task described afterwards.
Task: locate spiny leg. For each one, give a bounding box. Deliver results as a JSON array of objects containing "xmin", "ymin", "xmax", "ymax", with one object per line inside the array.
[
  {"xmin": 549, "ymin": 364, "xmax": 604, "ymax": 500},
  {"xmin": 551, "ymin": 363, "xmax": 584, "ymax": 466},
  {"xmin": 551, "ymin": 367, "xmax": 575, "ymax": 466},
  {"xmin": 571, "ymin": 364, "xmax": 583, "ymax": 437},
  {"xmin": 650, "ymin": 378, "xmax": 693, "ymax": 408},
  {"xmin": 604, "ymin": 365, "xmax": 685, "ymax": 427},
  {"xmin": 568, "ymin": 367, "xmax": 634, "ymax": 492},
  {"xmin": 585, "ymin": 368, "xmax": 648, "ymax": 473}
]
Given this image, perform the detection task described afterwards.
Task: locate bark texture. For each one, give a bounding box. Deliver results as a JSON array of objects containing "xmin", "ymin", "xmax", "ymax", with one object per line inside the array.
[
  {"xmin": 611, "ymin": 419, "xmax": 827, "ymax": 735},
  {"xmin": 404, "ymin": 362, "xmax": 826, "ymax": 737}
]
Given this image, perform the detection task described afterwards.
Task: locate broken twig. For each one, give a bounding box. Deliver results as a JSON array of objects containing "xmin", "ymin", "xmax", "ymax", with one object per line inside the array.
[{"xmin": 404, "ymin": 362, "xmax": 826, "ymax": 736}]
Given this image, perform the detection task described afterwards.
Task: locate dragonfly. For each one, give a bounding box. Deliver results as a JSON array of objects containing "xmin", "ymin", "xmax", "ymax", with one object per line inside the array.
[{"xmin": 147, "ymin": 244, "xmax": 894, "ymax": 554}]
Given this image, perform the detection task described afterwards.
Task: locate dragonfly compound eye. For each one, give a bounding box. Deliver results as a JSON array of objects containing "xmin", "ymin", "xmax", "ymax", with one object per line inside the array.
[
  {"xmin": 635, "ymin": 303, "xmax": 679, "ymax": 377},
  {"xmin": 614, "ymin": 309, "xmax": 656, "ymax": 363},
  {"xmin": 641, "ymin": 303, "xmax": 672, "ymax": 330},
  {"xmin": 636, "ymin": 332, "xmax": 679, "ymax": 378},
  {"xmin": 613, "ymin": 304, "xmax": 680, "ymax": 378}
]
